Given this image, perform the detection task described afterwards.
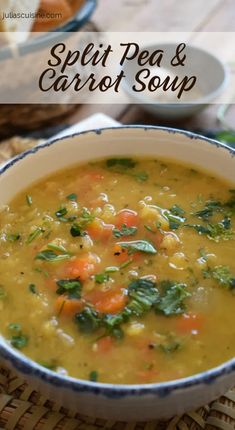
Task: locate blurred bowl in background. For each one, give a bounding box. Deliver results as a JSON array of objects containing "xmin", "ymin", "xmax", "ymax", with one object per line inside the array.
[
  {"xmin": 0, "ymin": 0, "xmax": 97, "ymax": 139},
  {"xmin": 122, "ymin": 43, "xmax": 229, "ymax": 120}
]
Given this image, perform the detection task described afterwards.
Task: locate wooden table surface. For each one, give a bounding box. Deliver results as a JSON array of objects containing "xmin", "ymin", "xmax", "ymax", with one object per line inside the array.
[{"xmin": 68, "ymin": 0, "xmax": 235, "ymax": 132}]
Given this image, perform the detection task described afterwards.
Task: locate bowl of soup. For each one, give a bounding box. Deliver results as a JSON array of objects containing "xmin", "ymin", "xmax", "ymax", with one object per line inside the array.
[{"xmin": 0, "ymin": 126, "xmax": 234, "ymax": 421}]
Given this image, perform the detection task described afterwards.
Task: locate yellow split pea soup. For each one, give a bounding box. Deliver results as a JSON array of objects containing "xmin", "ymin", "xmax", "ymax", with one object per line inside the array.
[{"xmin": 0, "ymin": 157, "xmax": 235, "ymax": 384}]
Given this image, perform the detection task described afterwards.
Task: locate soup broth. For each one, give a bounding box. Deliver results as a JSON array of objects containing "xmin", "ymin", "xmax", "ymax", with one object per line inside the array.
[{"xmin": 0, "ymin": 157, "xmax": 234, "ymax": 384}]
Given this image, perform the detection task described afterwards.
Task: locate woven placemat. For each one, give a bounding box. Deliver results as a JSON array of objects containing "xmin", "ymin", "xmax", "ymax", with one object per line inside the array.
[
  {"xmin": 0, "ymin": 136, "xmax": 235, "ymax": 430},
  {"xmin": 0, "ymin": 364, "xmax": 234, "ymax": 430}
]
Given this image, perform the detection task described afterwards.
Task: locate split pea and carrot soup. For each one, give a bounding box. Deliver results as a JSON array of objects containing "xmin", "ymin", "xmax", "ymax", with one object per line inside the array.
[{"xmin": 0, "ymin": 156, "xmax": 235, "ymax": 384}]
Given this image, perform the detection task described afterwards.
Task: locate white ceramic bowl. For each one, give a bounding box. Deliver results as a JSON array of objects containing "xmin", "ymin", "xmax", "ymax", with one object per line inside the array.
[
  {"xmin": 122, "ymin": 43, "xmax": 228, "ymax": 119},
  {"xmin": 0, "ymin": 126, "xmax": 235, "ymax": 421}
]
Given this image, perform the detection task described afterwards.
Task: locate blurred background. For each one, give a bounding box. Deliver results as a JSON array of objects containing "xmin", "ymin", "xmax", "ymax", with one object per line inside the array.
[{"xmin": 0, "ymin": 0, "xmax": 235, "ymax": 157}]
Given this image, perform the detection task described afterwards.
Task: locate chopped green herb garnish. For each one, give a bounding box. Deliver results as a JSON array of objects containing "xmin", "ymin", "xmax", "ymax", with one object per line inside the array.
[
  {"xmin": 119, "ymin": 258, "xmax": 133, "ymax": 269},
  {"xmin": 7, "ymin": 233, "xmax": 21, "ymax": 242},
  {"xmin": 26, "ymin": 195, "xmax": 33, "ymax": 206},
  {"xmin": 94, "ymin": 273, "xmax": 110, "ymax": 284},
  {"xmin": 29, "ymin": 284, "xmax": 37, "ymax": 294},
  {"xmin": 75, "ymin": 307, "xmax": 101, "ymax": 333},
  {"xmin": 56, "ymin": 278, "xmax": 82, "ymax": 299},
  {"xmin": 26, "ymin": 227, "xmax": 43, "ymax": 244},
  {"xmin": 11, "ymin": 335, "xmax": 28, "ymax": 349},
  {"xmin": 202, "ymin": 265, "xmax": 235, "ymax": 290},
  {"xmin": 159, "ymin": 337, "xmax": 182, "ymax": 354},
  {"xmin": 104, "ymin": 266, "xmax": 119, "ymax": 273},
  {"xmin": 113, "ymin": 224, "xmax": 137, "ymax": 238},
  {"xmin": 164, "ymin": 209, "xmax": 186, "ymax": 230},
  {"xmin": 55, "ymin": 207, "xmax": 68, "ymax": 218},
  {"xmin": 106, "ymin": 158, "xmax": 136, "ymax": 169},
  {"xmin": 39, "ymin": 360, "xmax": 57, "ymax": 371},
  {"xmin": 193, "ymin": 200, "xmax": 222, "ymax": 220},
  {"xmin": 155, "ymin": 281, "xmax": 191, "ymax": 316},
  {"xmin": 89, "ymin": 370, "xmax": 98, "ymax": 382},
  {"xmin": 117, "ymin": 240, "xmax": 157, "ymax": 255},
  {"xmin": 66, "ymin": 193, "xmax": 78, "ymax": 201},
  {"xmin": 199, "ymin": 248, "xmax": 208, "ymax": 262},
  {"xmin": 47, "ymin": 243, "xmax": 70, "ymax": 254},
  {"xmin": 8, "ymin": 323, "xmax": 28, "ymax": 349},
  {"xmin": 125, "ymin": 279, "xmax": 159, "ymax": 316},
  {"xmin": 35, "ymin": 250, "xmax": 71, "ymax": 262},
  {"xmin": 70, "ymin": 223, "xmax": 86, "ymax": 237},
  {"xmin": 8, "ymin": 323, "xmax": 21, "ymax": 332},
  {"xmin": 169, "ymin": 205, "xmax": 186, "ymax": 217},
  {"xmin": 106, "ymin": 158, "xmax": 148, "ymax": 182},
  {"xmin": 186, "ymin": 217, "xmax": 234, "ymax": 241},
  {"xmin": 0, "ymin": 286, "xmax": 6, "ymax": 300},
  {"xmin": 34, "ymin": 267, "xmax": 49, "ymax": 278},
  {"xmin": 144, "ymin": 225, "xmax": 155, "ymax": 233},
  {"xmin": 134, "ymin": 171, "xmax": 149, "ymax": 182}
]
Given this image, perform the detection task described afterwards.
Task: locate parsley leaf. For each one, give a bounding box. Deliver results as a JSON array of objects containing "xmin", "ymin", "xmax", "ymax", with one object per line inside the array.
[
  {"xmin": 186, "ymin": 216, "xmax": 234, "ymax": 241},
  {"xmin": 8, "ymin": 323, "xmax": 28, "ymax": 350},
  {"xmin": 70, "ymin": 223, "xmax": 84, "ymax": 237},
  {"xmin": 35, "ymin": 250, "xmax": 71, "ymax": 262},
  {"xmin": 29, "ymin": 284, "xmax": 37, "ymax": 294},
  {"xmin": 39, "ymin": 360, "xmax": 58, "ymax": 371},
  {"xmin": 66, "ymin": 193, "xmax": 78, "ymax": 201},
  {"xmin": 75, "ymin": 307, "xmax": 101, "ymax": 333},
  {"xmin": 7, "ymin": 233, "xmax": 21, "ymax": 242},
  {"xmin": 155, "ymin": 281, "xmax": 191, "ymax": 316},
  {"xmin": 26, "ymin": 227, "xmax": 43, "ymax": 244},
  {"xmin": 164, "ymin": 208, "xmax": 186, "ymax": 230},
  {"xmin": 56, "ymin": 279, "xmax": 82, "ymax": 299},
  {"xmin": 106, "ymin": 158, "xmax": 148, "ymax": 182},
  {"xmin": 125, "ymin": 279, "xmax": 159, "ymax": 316},
  {"xmin": 158, "ymin": 337, "xmax": 182, "ymax": 354},
  {"xmin": 193, "ymin": 200, "xmax": 222, "ymax": 220},
  {"xmin": 134, "ymin": 171, "xmax": 149, "ymax": 182},
  {"xmin": 113, "ymin": 224, "xmax": 137, "ymax": 238},
  {"xmin": 11, "ymin": 335, "xmax": 28, "ymax": 349},
  {"xmin": 106, "ymin": 158, "xmax": 136, "ymax": 168},
  {"xmin": 89, "ymin": 370, "xmax": 98, "ymax": 382},
  {"xmin": 202, "ymin": 265, "xmax": 235, "ymax": 289},
  {"xmin": 117, "ymin": 240, "xmax": 157, "ymax": 254},
  {"xmin": 94, "ymin": 273, "xmax": 110, "ymax": 284},
  {"xmin": 55, "ymin": 207, "xmax": 68, "ymax": 218},
  {"xmin": 169, "ymin": 205, "xmax": 186, "ymax": 217}
]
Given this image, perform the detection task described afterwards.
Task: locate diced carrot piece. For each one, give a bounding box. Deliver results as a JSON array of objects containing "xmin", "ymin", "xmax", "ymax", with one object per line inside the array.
[
  {"xmin": 113, "ymin": 244, "xmax": 130, "ymax": 263},
  {"xmin": 95, "ymin": 291, "xmax": 126, "ymax": 314},
  {"xmin": 113, "ymin": 244, "xmax": 142, "ymax": 264},
  {"xmin": 84, "ymin": 171, "xmax": 105, "ymax": 181},
  {"xmin": 147, "ymin": 230, "xmax": 164, "ymax": 248},
  {"xmin": 175, "ymin": 312, "xmax": 204, "ymax": 334},
  {"xmin": 87, "ymin": 219, "xmax": 114, "ymax": 241},
  {"xmin": 45, "ymin": 278, "xmax": 57, "ymax": 293},
  {"xmin": 55, "ymin": 295, "xmax": 84, "ymax": 317},
  {"xmin": 116, "ymin": 209, "xmax": 139, "ymax": 229},
  {"xmin": 64, "ymin": 253, "xmax": 99, "ymax": 281},
  {"xmin": 96, "ymin": 336, "xmax": 114, "ymax": 353},
  {"xmin": 85, "ymin": 288, "xmax": 127, "ymax": 314},
  {"xmin": 137, "ymin": 368, "xmax": 157, "ymax": 383}
]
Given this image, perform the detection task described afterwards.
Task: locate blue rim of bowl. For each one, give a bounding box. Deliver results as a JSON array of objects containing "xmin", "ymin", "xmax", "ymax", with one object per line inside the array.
[
  {"xmin": 0, "ymin": 125, "xmax": 235, "ymax": 398},
  {"xmin": 121, "ymin": 43, "xmax": 229, "ymax": 107},
  {"xmin": 0, "ymin": 0, "xmax": 97, "ymax": 61}
]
